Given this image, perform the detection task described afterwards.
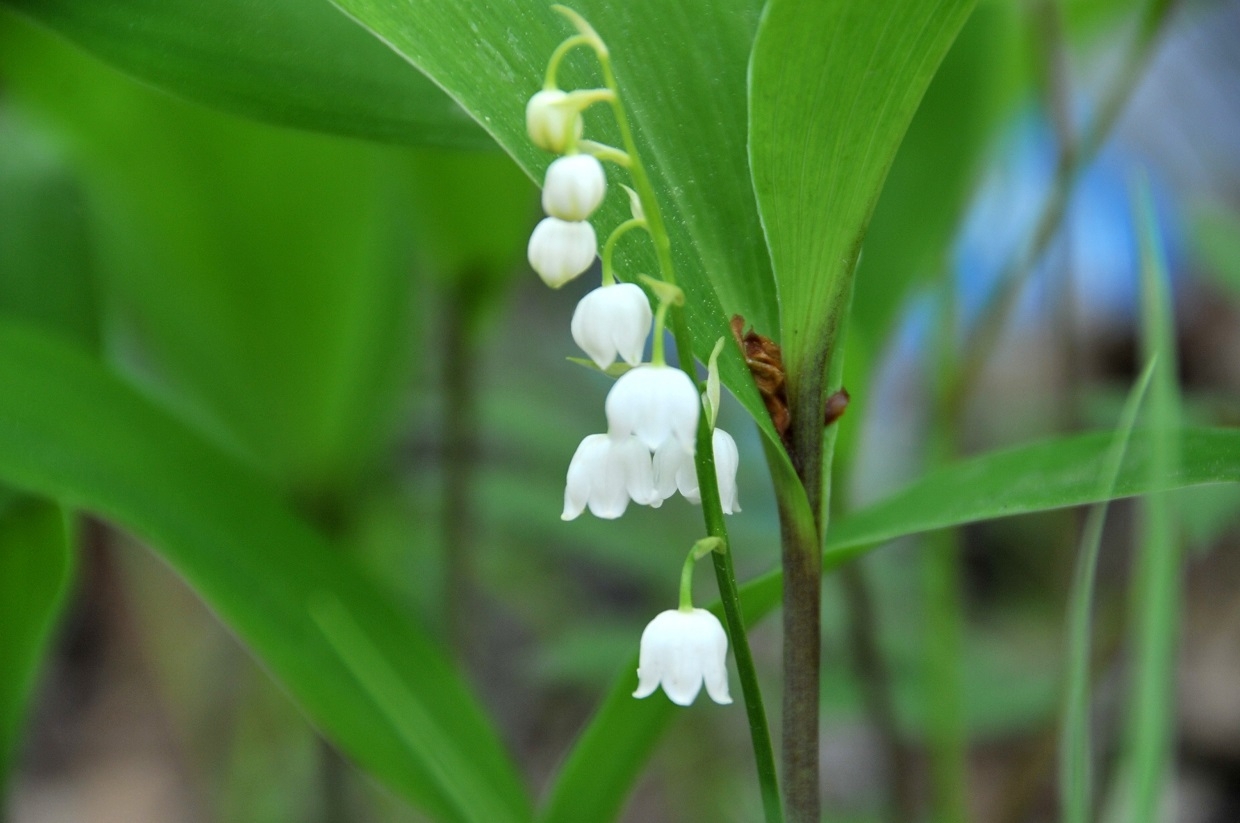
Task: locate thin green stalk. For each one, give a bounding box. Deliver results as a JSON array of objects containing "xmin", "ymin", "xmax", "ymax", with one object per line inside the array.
[
  {"xmin": 1122, "ymin": 178, "xmax": 1182, "ymax": 823},
  {"xmin": 601, "ymin": 218, "xmax": 646, "ymax": 286},
  {"xmin": 925, "ymin": 269, "xmax": 970, "ymax": 823},
  {"xmin": 567, "ymin": 16, "xmax": 782, "ymax": 821},
  {"xmin": 1060, "ymin": 361, "xmax": 1156, "ymax": 823}
]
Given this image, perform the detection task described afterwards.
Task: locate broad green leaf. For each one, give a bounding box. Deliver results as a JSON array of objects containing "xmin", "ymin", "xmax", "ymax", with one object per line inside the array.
[
  {"xmin": 0, "ymin": 321, "xmax": 530, "ymax": 823},
  {"xmin": 328, "ymin": 0, "xmax": 788, "ymax": 457},
  {"xmin": 0, "ymin": 19, "xmax": 420, "ymax": 492},
  {"xmin": 0, "ymin": 0, "xmax": 490, "ymax": 147},
  {"xmin": 749, "ymin": 0, "xmax": 976, "ymax": 401},
  {"xmin": 0, "ymin": 108, "xmax": 99, "ymax": 349},
  {"xmin": 0, "ymin": 499, "xmax": 74, "ymax": 793},
  {"xmin": 823, "ymin": 428, "xmax": 1237, "ymax": 557},
  {"xmin": 541, "ymin": 425, "xmax": 1238, "ymax": 822},
  {"xmin": 851, "ymin": 1, "xmax": 1019, "ymax": 347}
]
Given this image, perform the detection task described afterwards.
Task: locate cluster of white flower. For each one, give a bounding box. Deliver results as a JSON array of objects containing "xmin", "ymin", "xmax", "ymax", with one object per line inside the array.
[{"xmin": 527, "ymin": 9, "xmax": 736, "ymax": 708}]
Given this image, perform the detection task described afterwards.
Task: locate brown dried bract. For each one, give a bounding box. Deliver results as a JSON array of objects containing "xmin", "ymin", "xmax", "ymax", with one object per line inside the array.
[
  {"xmin": 824, "ymin": 388, "xmax": 850, "ymax": 427},
  {"xmin": 731, "ymin": 315, "xmax": 791, "ymax": 440}
]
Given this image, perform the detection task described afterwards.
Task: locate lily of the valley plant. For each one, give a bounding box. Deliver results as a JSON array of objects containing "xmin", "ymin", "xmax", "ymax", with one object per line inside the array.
[
  {"xmin": 524, "ymin": 8, "xmax": 756, "ymax": 716},
  {"xmin": 521, "ymin": 8, "xmax": 789, "ymax": 822}
]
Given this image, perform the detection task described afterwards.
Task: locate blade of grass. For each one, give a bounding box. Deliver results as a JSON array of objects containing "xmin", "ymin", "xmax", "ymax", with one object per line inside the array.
[
  {"xmin": 1060, "ymin": 359, "xmax": 1157, "ymax": 823},
  {"xmin": 1116, "ymin": 175, "xmax": 1182, "ymax": 823}
]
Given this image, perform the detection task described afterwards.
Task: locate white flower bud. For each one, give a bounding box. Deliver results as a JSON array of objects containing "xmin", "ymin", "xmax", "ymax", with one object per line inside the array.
[
  {"xmin": 633, "ymin": 608, "xmax": 732, "ymax": 706},
  {"xmin": 526, "ymin": 89, "xmax": 584, "ymax": 154},
  {"xmin": 543, "ymin": 154, "xmax": 607, "ymax": 220},
  {"xmin": 528, "ymin": 217, "xmax": 597, "ymax": 288},
  {"xmin": 605, "ymin": 365, "xmax": 699, "ymax": 453},
  {"xmin": 562, "ymin": 433, "xmax": 658, "ymax": 520},
  {"xmin": 710, "ymin": 428, "xmax": 742, "ymax": 514},
  {"xmin": 652, "ymin": 428, "xmax": 741, "ymax": 513},
  {"xmin": 571, "ymin": 283, "xmax": 652, "ymax": 369}
]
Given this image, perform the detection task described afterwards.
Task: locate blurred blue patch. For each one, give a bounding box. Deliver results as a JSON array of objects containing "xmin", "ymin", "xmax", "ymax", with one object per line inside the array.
[{"xmin": 952, "ymin": 108, "xmax": 1184, "ymax": 336}]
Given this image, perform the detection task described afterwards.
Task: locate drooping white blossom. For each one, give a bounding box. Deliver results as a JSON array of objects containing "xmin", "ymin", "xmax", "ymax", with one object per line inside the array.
[
  {"xmin": 633, "ymin": 608, "xmax": 732, "ymax": 706},
  {"xmin": 605, "ymin": 365, "xmax": 699, "ymax": 452},
  {"xmin": 528, "ymin": 217, "xmax": 597, "ymax": 288},
  {"xmin": 543, "ymin": 154, "xmax": 607, "ymax": 221},
  {"xmin": 652, "ymin": 428, "xmax": 741, "ymax": 513},
  {"xmin": 562, "ymin": 433, "xmax": 659, "ymax": 520},
  {"xmin": 571, "ymin": 283, "xmax": 652, "ymax": 369},
  {"xmin": 526, "ymin": 89, "xmax": 583, "ymax": 154}
]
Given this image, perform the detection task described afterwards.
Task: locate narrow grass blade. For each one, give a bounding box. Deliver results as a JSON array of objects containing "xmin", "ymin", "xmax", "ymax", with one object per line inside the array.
[
  {"xmin": 1060, "ymin": 359, "xmax": 1156, "ymax": 823},
  {"xmin": 1112, "ymin": 175, "xmax": 1183, "ymax": 823}
]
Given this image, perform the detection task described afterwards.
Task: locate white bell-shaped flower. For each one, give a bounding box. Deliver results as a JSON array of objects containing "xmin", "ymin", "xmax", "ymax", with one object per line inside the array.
[
  {"xmin": 526, "ymin": 89, "xmax": 583, "ymax": 153},
  {"xmin": 528, "ymin": 217, "xmax": 597, "ymax": 288},
  {"xmin": 633, "ymin": 608, "xmax": 732, "ymax": 706},
  {"xmin": 605, "ymin": 365, "xmax": 699, "ymax": 452},
  {"xmin": 652, "ymin": 428, "xmax": 741, "ymax": 513},
  {"xmin": 562, "ymin": 433, "xmax": 658, "ymax": 520},
  {"xmin": 571, "ymin": 283, "xmax": 652, "ymax": 369},
  {"xmin": 543, "ymin": 154, "xmax": 607, "ymax": 221}
]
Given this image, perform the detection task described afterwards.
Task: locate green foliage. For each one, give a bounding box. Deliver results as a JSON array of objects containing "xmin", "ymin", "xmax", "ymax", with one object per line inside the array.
[
  {"xmin": 851, "ymin": 0, "xmax": 1021, "ymax": 348},
  {"xmin": 326, "ymin": 0, "xmax": 789, "ymax": 461},
  {"xmin": 0, "ymin": 109, "xmax": 99, "ymax": 349},
  {"xmin": 748, "ymin": 0, "xmax": 976, "ymax": 392},
  {"xmin": 0, "ymin": 0, "xmax": 490, "ymax": 146},
  {"xmin": 0, "ymin": 17, "xmax": 421, "ymax": 491},
  {"xmin": 1118, "ymin": 179, "xmax": 1183, "ymax": 823},
  {"xmin": 0, "ymin": 1, "xmax": 1226, "ymax": 819},
  {"xmin": 822, "ymin": 428, "xmax": 1238, "ymax": 557},
  {"xmin": 1061, "ymin": 361, "xmax": 1155, "ymax": 823},
  {"xmin": 0, "ymin": 500, "xmax": 74, "ymax": 794},
  {"xmin": 0, "ymin": 322, "xmax": 530, "ymax": 823},
  {"xmin": 543, "ymin": 423, "xmax": 1238, "ymax": 821}
]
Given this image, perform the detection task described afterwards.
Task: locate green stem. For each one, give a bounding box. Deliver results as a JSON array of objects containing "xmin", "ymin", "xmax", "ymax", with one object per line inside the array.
[
  {"xmin": 775, "ymin": 273, "xmax": 854, "ymax": 823},
  {"xmin": 678, "ymin": 542, "xmax": 710, "ymax": 611},
  {"xmin": 601, "ymin": 217, "xmax": 646, "ymax": 286},
  {"xmin": 1123, "ymin": 178, "xmax": 1182, "ymax": 823},
  {"xmin": 651, "ymin": 301, "xmax": 670, "ymax": 366},
  {"xmin": 594, "ymin": 42, "xmax": 783, "ymax": 823},
  {"xmin": 927, "ymin": 275, "xmax": 970, "ymax": 823},
  {"xmin": 678, "ymin": 538, "xmax": 724, "ymax": 615},
  {"xmin": 544, "ymin": 34, "xmax": 592, "ymax": 89}
]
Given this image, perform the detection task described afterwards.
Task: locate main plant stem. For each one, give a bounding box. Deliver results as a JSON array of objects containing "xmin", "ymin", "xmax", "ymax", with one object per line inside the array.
[
  {"xmin": 594, "ymin": 43, "xmax": 783, "ymax": 823},
  {"xmin": 781, "ymin": 388, "xmax": 827, "ymax": 823},
  {"xmin": 777, "ymin": 267, "xmax": 853, "ymax": 822}
]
